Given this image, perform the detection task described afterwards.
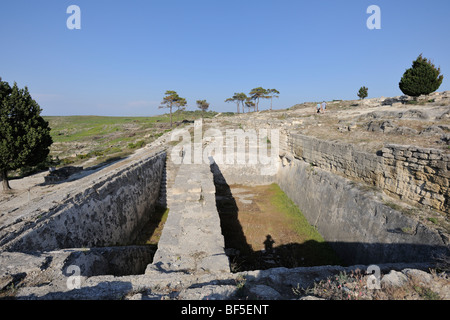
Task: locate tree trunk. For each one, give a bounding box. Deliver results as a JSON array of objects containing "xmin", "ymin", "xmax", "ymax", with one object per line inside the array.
[
  {"xmin": 1, "ymin": 169, "xmax": 11, "ymax": 191},
  {"xmin": 170, "ymin": 106, "xmax": 173, "ymax": 127}
]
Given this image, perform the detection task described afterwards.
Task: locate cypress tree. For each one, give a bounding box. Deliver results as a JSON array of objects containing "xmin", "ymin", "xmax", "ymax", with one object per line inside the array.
[
  {"xmin": 399, "ymin": 54, "xmax": 444, "ymax": 98},
  {"xmin": 0, "ymin": 80, "xmax": 53, "ymax": 190}
]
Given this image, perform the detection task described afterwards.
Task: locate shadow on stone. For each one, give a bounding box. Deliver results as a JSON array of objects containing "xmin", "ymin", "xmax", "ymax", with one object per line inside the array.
[
  {"xmin": 209, "ymin": 161, "xmax": 449, "ymax": 272},
  {"xmin": 210, "ymin": 161, "xmax": 253, "ymax": 258}
]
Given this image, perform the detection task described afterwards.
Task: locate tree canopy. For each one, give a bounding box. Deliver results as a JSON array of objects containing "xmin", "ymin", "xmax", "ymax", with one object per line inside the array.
[
  {"xmin": 159, "ymin": 90, "xmax": 187, "ymax": 127},
  {"xmin": 358, "ymin": 86, "xmax": 368, "ymax": 100},
  {"xmin": 225, "ymin": 93, "xmax": 247, "ymax": 114},
  {"xmin": 196, "ymin": 99, "xmax": 210, "ymax": 117},
  {"xmin": 0, "ymin": 79, "xmax": 53, "ymax": 190},
  {"xmin": 399, "ymin": 54, "xmax": 444, "ymax": 97},
  {"xmin": 249, "ymin": 87, "xmax": 268, "ymax": 112},
  {"xmin": 226, "ymin": 88, "xmax": 279, "ymax": 113},
  {"xmin": 267, "ymin": 89, "xmax": 280, "ymax": 110}
]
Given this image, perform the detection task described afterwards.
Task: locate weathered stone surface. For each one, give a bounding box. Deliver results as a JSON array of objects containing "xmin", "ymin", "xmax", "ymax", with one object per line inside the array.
[
  {"xmin": 248, "ymin": 285, "xmax": 282, "ymax": 299},
  {"xmin": 285, "ymin": 133, "xmax": 449, "ymax": 213},
  {"xmin": 1, "ymin": 151, "xmax": 166, "ymax": 252},
  {"xmin": 277, "ymin": 157, "xmax": 448, "ymax": 265},
  {"xmin": 1, "ymin": 111, "xmax": 449, "ymax": 301},
  {"xmin": 381, "ymin": 270, "xmax": 408, "ymax": 288},
  {"xmin": 146, "ymin": 162, "xmax": 230, "ymax": 274}
]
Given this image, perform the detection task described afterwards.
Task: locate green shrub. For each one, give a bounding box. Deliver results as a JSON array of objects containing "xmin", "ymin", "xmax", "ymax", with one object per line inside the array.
[
  {"xmin": 358, "ymin": 86, "xmax": 368, "ymax": 100},
  {"xmin": 128, "ymin": 140, "xmax": 146, "ymax": 149},
  {"xmin": 399, "ymin": 54, "xmax": 444, "ymax": 97}
]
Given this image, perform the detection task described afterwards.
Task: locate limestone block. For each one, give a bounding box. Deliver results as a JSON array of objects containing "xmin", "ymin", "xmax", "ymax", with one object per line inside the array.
[
  {"xmin": 404, "ymin": 151, "xmax": 413, "ymax": 157},
  {"xmin": 429, "ymin": 154, "xmax": 441, "ymax": 160},
  {"xmin": 381, "ymin": 270, "xmax": 408, "ymax": 288}
]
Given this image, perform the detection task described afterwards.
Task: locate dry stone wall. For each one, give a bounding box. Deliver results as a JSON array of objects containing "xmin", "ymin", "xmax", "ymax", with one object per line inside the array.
[
  {"xmin": 380, "ymin": 144, "xmax": 449, "ymax": 212},
  {"xmin": 284, "ymin": 133, "xmax": 449, "ymax": 214},
  {"xmin": 277, "ymin": 157, "xmax": 448, "ymax": 265}
]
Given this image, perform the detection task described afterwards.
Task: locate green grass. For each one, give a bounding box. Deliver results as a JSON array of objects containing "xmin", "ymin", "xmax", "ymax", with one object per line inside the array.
[
  {"xmin": 267, "ymin": 183, "xmax": 342, "ymax": 266},
  {"xmin": 225, "ymin": 183, "xmax": 341, "ymax": 271},
  {"xmin": 44, "ymin": 111, "xmax": 218, "ymax": 143},
  {"xmin": 134, "ymin": 206, "xmax": 170, "ymax": 246},
  {"xmin": 269, "ymin": 183, "xmax": 325, "ymax": 242},
  {"xmin": 45, "ymin": 115, "xmax": 166, "ymax": 143},
  {"xmin": 42, "ymin": 111, "xmax": 220, "ymax": 168}
]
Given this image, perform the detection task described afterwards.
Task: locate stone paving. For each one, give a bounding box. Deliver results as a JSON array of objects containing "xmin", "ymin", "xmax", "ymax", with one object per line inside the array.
[{"xmin": 146, "ymin": 162, "xmax": 230, "ymax": 274}]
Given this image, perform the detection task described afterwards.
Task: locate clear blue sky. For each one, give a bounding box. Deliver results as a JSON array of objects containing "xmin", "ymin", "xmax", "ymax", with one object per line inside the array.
[{"xmin": 1, "ymin": 0, "xmax": 449, "ymax": 116}]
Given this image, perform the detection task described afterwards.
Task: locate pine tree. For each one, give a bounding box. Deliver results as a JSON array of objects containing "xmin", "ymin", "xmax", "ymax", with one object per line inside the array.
[
  {"xmin": 249, "ymin": 87, "xmax": 268, "ymax": 112},
  {"xmin": 0, "ymin": 80, "xmax": 53, "ymax": 190},
  {"xmin": 196, "ymin": 99, "xmax": 210, "ymax": 118},
  {"xmin": 267, "ymin": 89, "xmax": 280, "ymax": 110},
  {"xmin": 358, "ymin": 86, "xmax": 368, "ymax": 100},
  {"xmin": 399, "ymin": 54, "xmax": 444, "ymax": 98},
  {"xmin": 159, "ymin": 90, "xmax": 187, "ymax": 127}
]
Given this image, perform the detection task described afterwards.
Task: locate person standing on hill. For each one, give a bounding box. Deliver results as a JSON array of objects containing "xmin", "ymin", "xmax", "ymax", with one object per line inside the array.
[{"xmin": 321, "ymin": 101, "xmax": 327, "ymax": 113}]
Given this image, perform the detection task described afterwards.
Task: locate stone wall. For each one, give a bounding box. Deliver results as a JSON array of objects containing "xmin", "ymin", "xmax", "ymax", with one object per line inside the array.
[
  {"xmin": 2, "ymin": 150, "xmax": 166, "ymax": 252},
  {"xmin": 284, "ymin": 133, "xmax": 449, "ymax": 213},
  {"xmin": 380, "ymin": 144, "xmax": 449, "ymax": 213},
  {"xmin": 277, "ymin": 156, "xmax": 448, "ymax": 265}
]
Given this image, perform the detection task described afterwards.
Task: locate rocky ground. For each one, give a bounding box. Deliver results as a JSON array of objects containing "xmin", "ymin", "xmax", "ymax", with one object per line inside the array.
[
  {"xmin": 2, "ymin": 91, "xmax": 449, "ymax": 217},
  {"xmin": 219, "ymin": 91, "xmax": 450, "ymax": 154},
  {"xmin": 0, "ymin": 91, "xmax": 449, "ymax": 300}
]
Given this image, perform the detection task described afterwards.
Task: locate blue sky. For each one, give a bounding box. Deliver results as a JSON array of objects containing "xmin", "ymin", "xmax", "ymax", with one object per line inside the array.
[{"xmin": 1, "ymin": 0, "xmax": 449, "ymax": 116}]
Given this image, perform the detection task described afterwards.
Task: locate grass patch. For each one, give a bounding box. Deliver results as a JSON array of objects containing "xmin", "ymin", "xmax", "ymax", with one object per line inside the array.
[
  {"xmin": 220, "ymin": 183, "xmax": 341, "ymax": 272},
  {"xmin": 133, "ymin": 206, "xmax": 169, "ymax": 246},
  {"xmin": 269, "ymin": 184, "xmax": 326, "ymax": 243},
  {"xmin": 128, "ymin": 140, "xmax": 146, "ymax": 149}
]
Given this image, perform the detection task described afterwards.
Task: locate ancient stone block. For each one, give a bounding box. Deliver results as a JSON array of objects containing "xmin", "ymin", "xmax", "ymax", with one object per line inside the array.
[
  {"xmin": 394, "ymin": 156, "xmax": 407, "ymax": 161},
  {"xmin": 415, "ymin": 171, "xmax": 427, "ymax": 181},
  {"xmin": 404, "ymin": 151, "xmax": 413, "ymax": 157},
  {"xmin": 425, "ymin": 183, "xmax": 441, "ymax": 193}
]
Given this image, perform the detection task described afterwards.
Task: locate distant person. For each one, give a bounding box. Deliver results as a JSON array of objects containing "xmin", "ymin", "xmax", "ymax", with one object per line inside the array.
[
  {"xmin": 321, "ymin": 101, "xmax": 327, "ymax": 113},
  {"xmin": 316, "ymin": 103, "xmax": 321, "ymax": 114}
]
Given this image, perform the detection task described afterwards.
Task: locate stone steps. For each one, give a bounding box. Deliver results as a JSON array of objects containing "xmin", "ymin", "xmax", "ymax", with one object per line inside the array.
[{"xmin": 158, "ymin": 147, "xmax": 181, "ymax": 208}]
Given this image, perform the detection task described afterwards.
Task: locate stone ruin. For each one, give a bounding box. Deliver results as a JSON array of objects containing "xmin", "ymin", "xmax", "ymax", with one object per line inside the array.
[{"xmin": 1, "ymin": 95, "xmax": 450, "ymax": 300}]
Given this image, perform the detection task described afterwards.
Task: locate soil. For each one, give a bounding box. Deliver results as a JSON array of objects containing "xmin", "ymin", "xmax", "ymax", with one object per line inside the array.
[
  {"xmin": 216, "ymin": 183, "xmax": 341, "ymax": 272},
  {"xmin": 133, "ymin": 206, "xmax": 169, "ymax": 246}
]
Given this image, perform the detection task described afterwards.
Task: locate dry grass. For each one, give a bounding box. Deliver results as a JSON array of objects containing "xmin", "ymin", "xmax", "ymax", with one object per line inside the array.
[{"xmin": 295, "ymin": 268, "xmax": 449, "ymax": 300}]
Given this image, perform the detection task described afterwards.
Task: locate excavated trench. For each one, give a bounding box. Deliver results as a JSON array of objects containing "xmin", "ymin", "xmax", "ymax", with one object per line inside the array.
[
  {"xmin": 210, "ymin": 162, "xmax": 341, "ymax": 272},
  {"xmin": 208, "ymin": 157, "xmax": 448, "ymax": 270},
  {"xmin": 0, "ymin": 151, "xmax": 168, "ymax": 278},
  {"xmin": 2, "ymin": 148, "xmax": 448, "ymax": 280}
]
